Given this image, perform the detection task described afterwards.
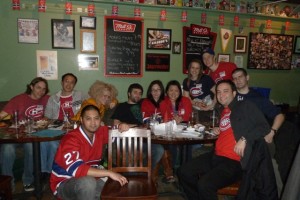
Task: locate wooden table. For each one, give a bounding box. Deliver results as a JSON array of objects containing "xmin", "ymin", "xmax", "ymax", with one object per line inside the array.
[
  {"xmin": 0, "ymin": 125, "xmax": 64, "ymax": 200},
  {"xmin": 151, "ymin": 132, "xmax": 217, "ymax": 164}
]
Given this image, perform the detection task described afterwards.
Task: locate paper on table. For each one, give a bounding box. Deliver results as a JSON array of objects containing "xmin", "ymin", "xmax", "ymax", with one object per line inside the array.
[{"xmin": 152, "ymin": 123, "xmax": 166, "ymax": 135}]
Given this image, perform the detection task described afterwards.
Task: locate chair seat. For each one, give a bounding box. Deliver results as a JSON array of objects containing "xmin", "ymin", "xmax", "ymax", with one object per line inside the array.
[
  {"xmin": 101, "ymin": 175, "xmax": 157, "ymax": 200},
  {"xmin": 217, "ymin": 180, "xmax": 240, "ymax": 196}
]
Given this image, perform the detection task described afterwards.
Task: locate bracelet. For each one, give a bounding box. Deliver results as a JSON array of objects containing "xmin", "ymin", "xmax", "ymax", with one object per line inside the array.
[
  {"xmin": 271, "ymin": 128, "xmax": 277, "ymax": 134},
  {"xmin": 240, "ymin": 136, "xmax": 247, "ymax": 144}
]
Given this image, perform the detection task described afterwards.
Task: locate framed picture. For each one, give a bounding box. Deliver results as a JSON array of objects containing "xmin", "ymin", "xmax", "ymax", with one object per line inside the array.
[
  {"xmin": 218, "ymin": 54, "xmax": 230, "ymax": 62},
  {"xmin": 78, "ymin": 54, "xmax": 99, "ymax": 70},
  {"xmin": 51, "ymin": 19, "xmax": 75, "ymax": 49},
  {"xmin": 145, "ymin": 53, "xmax": 170, "ymax": 72},
  {"xmin": 80, "ymin": 29, "xmax": 96, "ymax": 53},
  {"xmin": 248, "ymin": 32, "xmax": 294, "ymax": 70},
  {"xmin": 172, "ymin": 42, "xmax": 181, "ymax": 54},
  {"xmin": 234, "ymin": 36, "xmax": 247, "ymax": 53},
  {"xmin": 18, "ymin": 18, "xmax": 39, "ymax": 44},
  {"xmin": 80, "ymin": 16, "xmax": 96, "ymax": 29},
  {"xmin": 147, "ymin": 28, "xmax": 172, "ymax": 50},
  {"xmin": 294, "ymin": 36, "xmax": 300, "ymax": 54}
]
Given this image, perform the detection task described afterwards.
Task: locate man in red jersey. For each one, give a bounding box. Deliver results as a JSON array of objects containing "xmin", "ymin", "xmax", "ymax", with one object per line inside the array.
[
  {"xmin": 202, "ymin": 48, "xmax": 237, "ymax": 83},
  {"xmin": 50, "ymin": 105, "xmax": 127, "ymax": 199},
  {"xmin": 178, "ymin": 80, "xmax": 271, "ymax": 200}
]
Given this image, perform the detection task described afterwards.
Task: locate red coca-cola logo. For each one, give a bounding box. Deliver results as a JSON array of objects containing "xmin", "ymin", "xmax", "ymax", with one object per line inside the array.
[{"xmin": 113, "ymin": 20, "xmax": 136, "ymax": 32}]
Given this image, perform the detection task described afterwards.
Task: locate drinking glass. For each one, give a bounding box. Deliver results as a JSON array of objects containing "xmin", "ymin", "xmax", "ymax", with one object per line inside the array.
[{"xmin": 13, "ymin": 110, "xmax": 19, "ymax": 127}]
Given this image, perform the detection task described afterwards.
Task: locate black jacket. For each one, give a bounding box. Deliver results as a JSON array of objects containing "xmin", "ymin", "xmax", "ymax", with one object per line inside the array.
[{"xmin": 237, "ymin": 139, "xmax": 278, "ymax": 200}]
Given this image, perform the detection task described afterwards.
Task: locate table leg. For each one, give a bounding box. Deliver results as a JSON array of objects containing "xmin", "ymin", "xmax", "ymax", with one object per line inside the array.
[{"xmin": 32, "ymin": 141, "xmax": 42, "ymax": 200}]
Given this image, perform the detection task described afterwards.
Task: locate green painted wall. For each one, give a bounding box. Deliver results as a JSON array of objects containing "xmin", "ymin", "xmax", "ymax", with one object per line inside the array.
[{"xmin": 0, "ymin": 0, "xmax": 299, "ymax": 106}]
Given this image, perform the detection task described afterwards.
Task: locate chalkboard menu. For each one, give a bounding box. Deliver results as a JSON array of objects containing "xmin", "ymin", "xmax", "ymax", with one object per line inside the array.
[
  {"xmin": 104, "ymin": 16, "xmax": 143, "ymax": 77},
  {"xmin": 183, "ymin": 25, "xmax": 217, "ymax": 74}
]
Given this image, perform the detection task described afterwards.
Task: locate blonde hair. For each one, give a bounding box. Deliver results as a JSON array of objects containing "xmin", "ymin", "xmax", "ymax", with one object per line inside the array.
[{"xmin": 88, "ymin": 80, "xmax": 118, "ymax": 104}]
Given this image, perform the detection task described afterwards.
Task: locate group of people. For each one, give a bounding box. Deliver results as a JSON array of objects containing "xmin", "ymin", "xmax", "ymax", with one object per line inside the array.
[{"xmin": 0, "ymin": 48, "xmax": 286, "ymax": 199}]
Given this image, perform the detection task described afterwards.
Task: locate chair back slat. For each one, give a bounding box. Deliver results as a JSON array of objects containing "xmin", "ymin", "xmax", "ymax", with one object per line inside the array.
[{"xmin": 108, "ymin": 128, "xmax": 151, "ymax": 177}]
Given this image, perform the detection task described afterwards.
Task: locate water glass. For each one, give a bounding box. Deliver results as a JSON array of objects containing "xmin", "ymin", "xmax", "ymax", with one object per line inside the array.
[
  {"xmin": 165, "ymin": 121, "xmax": 173, "ymax": 138},
  {"xmin": 26, "ymin": 117, "xmax": 34, "ymax": 133},
  {"xmin": 13, "ymin": 110, "xmax": 19, "ymax": 127}
]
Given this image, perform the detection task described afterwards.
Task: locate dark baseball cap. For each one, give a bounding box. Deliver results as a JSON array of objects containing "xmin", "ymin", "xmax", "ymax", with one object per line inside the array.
[{"xmin": 202, "ymin": 48, "xmax": 215, "ymax": 56}]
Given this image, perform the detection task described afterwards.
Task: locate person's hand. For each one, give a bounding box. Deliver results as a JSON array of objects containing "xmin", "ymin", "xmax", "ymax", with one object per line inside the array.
[
  {"xmin": 109, "ymin": 172, "xmax": 128, "ymax": 186},
  {"xmin": 173, "ymin": 115, "xmax": 183, "ymax": 124},
  {"xmin": 212, "ymin": 127, "xmax": 220, "ymax": 135},
  {"xmin": 264, "ymin": 131, "xmax": 275, "ymax": 143},
  {"xmin": 109, "ymin": 102, "xmax": 117, "ymax": 109},
  {"xmin": 234, "ymin": 139, "xmax": 246, "ymax": 157},
  {"xmin": 118, "ymin": 123, "xmax": 129, "ymax": 132}
]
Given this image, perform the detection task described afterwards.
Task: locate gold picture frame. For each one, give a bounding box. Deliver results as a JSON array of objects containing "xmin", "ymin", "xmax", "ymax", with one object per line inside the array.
[{"xmin": 80, "ymin": 29, "xmax": 96, "ymax": 53}]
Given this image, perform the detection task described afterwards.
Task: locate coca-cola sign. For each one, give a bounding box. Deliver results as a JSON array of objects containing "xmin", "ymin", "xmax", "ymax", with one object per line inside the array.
[{"xmin": 113, "ymin": 20, "xmax": 136, "ymax": 32}]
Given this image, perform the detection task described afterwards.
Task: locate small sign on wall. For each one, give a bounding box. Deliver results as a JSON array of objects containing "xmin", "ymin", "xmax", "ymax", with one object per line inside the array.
[{"xmin": 145, "ymin": 53, "xmax": 170, "ymax": 72}]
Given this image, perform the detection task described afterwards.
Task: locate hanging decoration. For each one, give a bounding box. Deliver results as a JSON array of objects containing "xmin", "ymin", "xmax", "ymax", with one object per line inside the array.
[
  {"xmin": 38, "ymin": 0, "xmax": 46, "ymax": 12},
  {"xmin": 201, "ymin": 13, "xmax": 207, "ymax": 24},
  {"xmin": 181, "ymin": 11, "xmax": 187, "ymax": 22},
  {"xmin": 266, "ymin": 19, "xmax": 272, "ymax": 29},
  {"xmin": 12, "ymin": 0, "xmax": 20, "ymax": 10},
  {"xmin": 65, "ymin": 2, "xmax": 72, "ymax": 15},
  {"xmin": 112, "ymin": 5, "xmax": 118, "ymax": 16},
  {"xmin": 285, "ymin": 21, "xmax": 290, "ymax": 31},
  {"xmin": 219, "ymin": 14, "xmax": 224, "ymax": 26},
  {"xmin": 88, "ymin": 4, "xmax": 95, "ymax": 16},
  {"xmin": 134, "ymin": 7, "xmax": 141, "ymax": 18},
  {"xmin": 234, "ymin": 15, "xmax": 239, "ymax": 27},
  {"xmin": 250, "ymin": 17, "xmax": 255, "ymax": 28},
  {"xmin": 160, "ymin": 9, "xmax": 167, "ymax": 21}
]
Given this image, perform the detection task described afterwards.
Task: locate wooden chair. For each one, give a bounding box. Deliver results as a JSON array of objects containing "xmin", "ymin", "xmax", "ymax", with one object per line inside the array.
[
  {"xmin": 217, "ymin": 180, "xmax": 240, "ymax": 199},
  {"xmin": 101, "ymin": 128, "xmax": 157, "ymax": 200},
  {"xmin": 0, "ymin": 175, "xmax": 12, "ymax": 200}
]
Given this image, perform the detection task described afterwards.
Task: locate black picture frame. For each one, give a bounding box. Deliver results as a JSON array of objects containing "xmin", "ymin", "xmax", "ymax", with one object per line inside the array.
[
  {"xmin": 234, "ymin": 36, "xmax": 247, "ymax": 53},
  {"xmin": 172, "ymin": 42, "xmax": 181, "ymax": 54},
  {"xmin": 51, "ymin": 19, "xmax": 75, "ymax": 49},
  {"xmin": 145, "ymin": 53, "xmax": 170, "ymax": 72},
  {"xmin": 294, "ymin": 36, "xmax": 300, "ymax": 54},
  {"xmin": 248, "ymin": 32, "xmax": 294, "ymax": 70},
  {"xmin": 147, "ymin": 28, "xmax": 172, "ymax": 50},
  {"xmin": 80, "ymin": 16, "xmax": 96, "ymax": 29}
]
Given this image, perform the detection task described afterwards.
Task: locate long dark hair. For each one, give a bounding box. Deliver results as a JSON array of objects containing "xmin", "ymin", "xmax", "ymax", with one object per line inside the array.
[
  {"xmin": 165, "ymin": 80, "xmax": 182, "ymax": 111},
  {"xmin": 187, "ymin": 59, "xmax": 203, "ymax": 88},
  {"xmin": 25, "ymin": 77, "xmax": 49, "ymax": 95},
  {"xmin": 146, "ymin": 80, "xmax": 165, "ymax": 108}
]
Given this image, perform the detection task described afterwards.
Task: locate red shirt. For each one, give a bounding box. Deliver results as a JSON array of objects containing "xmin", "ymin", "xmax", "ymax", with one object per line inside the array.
[
  {"xmin": 160, "ymin": 96, "xmax": 192, "ymax": 122},
  {"xmin": 206, "ymin": 62, "xmax": 237, "ymax": 83},
  {"xmin": 58, "ymin": 95, "xmax": 74, "ymax": 121},
  {"xmin": 215, "ymin": 107, "xmax": 240, "ymax": 161},
  {"xmin": 3, "ymin": 93, "xmax": 49, "ymax": 120},
  {"xmin": 141, "ymin": 98, "xmax": 161, "ymax": 119}
]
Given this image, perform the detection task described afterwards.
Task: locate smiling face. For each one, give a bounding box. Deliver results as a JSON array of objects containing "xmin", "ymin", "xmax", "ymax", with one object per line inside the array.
[
  {"xmin": 128, "ymin": 88, "xmax": 142, "ymax": 104},
  {"xmin": 61, "ymin": 75, "xmax": 76, "ymax": 95},
  {"xmin": 216, "ymin": 82, "xmax": 236, "ymax": 107},
  {"xmin": 202, "ymin": 53, "xmax": 215, "ymax": 68},
  {"xmin": 167, "ymin": 85, "xmax": 180, "ymax": 102},
  {"xmin": 30, "ymin": 81, "xmax": 47, "ymax": 100},
  {"xmin": 189, "ymin": 61, "xmax": 201, "ymax": 80},
  {"xmin": 151, "ymin": 84, "xmax": 162, "ymax": 102}
]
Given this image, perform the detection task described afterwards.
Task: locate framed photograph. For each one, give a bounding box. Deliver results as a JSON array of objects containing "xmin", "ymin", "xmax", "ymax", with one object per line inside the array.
[
  {"xmin": 172, "ymin": 42, "xmax": 181, "ymax": 54},
  {"xmin": 51, "ymin": 19, "xmax": 75, "ymax": 49},
  {"xmin": 218, "ymin": 54, "xmax": 230, "ymax": 62},
  {"xmin": 248, "ymin": 32, "xmax": 294, "ymax": 70},
  {"xmin": 147, "ymin": 28, "xmax": 172, "ymax": 50},
  {"xmin": 234, "ymin": 36, "xmax": 247, "ymax": 53},
  {"xmin": 294, "ymin": 36, "xmax": 300, "ymax": 54},
  {"xmin": 80, "ymin": 29, "xmax": 96, "ymax": 53},
  {"xmin": 18, "ymin": 18, "xmax": 39, "ymax": 44},
  {"xmin": 78, "ymin": 54, "xmax": 99, "ymax": 70},
  {"xmin": 80, "ymin": 16, "xmax": 96, "ymax": 29}
]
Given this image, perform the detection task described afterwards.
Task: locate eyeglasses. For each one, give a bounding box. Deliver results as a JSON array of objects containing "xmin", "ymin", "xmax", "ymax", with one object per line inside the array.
[{"xmin": 151, "ymin": 89, "xmax": 161, "ymax": 92}]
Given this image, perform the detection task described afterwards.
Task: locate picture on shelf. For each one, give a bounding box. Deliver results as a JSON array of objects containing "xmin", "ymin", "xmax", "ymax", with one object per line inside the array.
[{"xmin": 248, "ymin": 32, "xmax": 294, "ymax": 70}]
